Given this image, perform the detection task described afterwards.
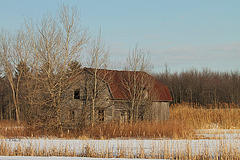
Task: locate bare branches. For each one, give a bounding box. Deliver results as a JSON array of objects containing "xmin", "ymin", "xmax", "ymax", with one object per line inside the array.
[
  {"xmin": 0, "ymin": 30, "xmax": 32, "ymax": 124},
  {"xmin": 0, "ymin": 5, "xmax": 89, "ymax": 132},
  {"xmin": 125, "ymin": 45, "xmax": 152, "ymax": 72},
  {"xmin": 86, "ymin": 30, "xmax": 110, "ymax": 126},
  {"xmin": 121, "ymin": 45, "xmax": 154, "ymax": 123},
  {"xmin": 156, "ymin": 69, "xmax": 240, "ymax": 106},
  {"xmin": 87, "ymin": 29, "xmax": 109, "ymax": 69},
  {"xmin": 58, "ymin": 4, "xmax": 88, "ymax": 67}
]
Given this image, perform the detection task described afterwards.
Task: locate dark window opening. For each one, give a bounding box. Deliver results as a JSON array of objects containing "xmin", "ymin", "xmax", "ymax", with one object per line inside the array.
[
  {"xmin": 128, "ymin": 110, "xmax": 131, "ymax": 121},
  {"xmin": 98, "ymin": 109, "xmax": 104, "ymax": 122},
  {"xmin": 74, "ymin": 89, "xmax": 80, "ymax": 99}
]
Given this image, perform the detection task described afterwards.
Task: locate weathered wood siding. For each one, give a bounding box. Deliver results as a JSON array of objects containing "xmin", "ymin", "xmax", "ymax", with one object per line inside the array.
[
  {"xmin": 145, "ymin": 102, "xmax": 170, "ymax": 121},
  {"xmin": 111, "ymin": 101, "xmax": 129, "ymax": 122},
  {"xmin": 61, "ymin": 70, "xmax": 114, "ymax": 126}
]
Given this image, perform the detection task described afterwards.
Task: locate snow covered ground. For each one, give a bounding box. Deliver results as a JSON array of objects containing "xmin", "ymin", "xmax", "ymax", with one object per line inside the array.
[
  {"xmin": 1, "ymin": 138, "xmax": 239, "ymax": 157},
  {"xmin": 2, "ymin": 157, "xmax": 166, "ymax": 160},
  {"xmin": 0, "ymin": 129, "xmax": 240, "ymax": 159}
]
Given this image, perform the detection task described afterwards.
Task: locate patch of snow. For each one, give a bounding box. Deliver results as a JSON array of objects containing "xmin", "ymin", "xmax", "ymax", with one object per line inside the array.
[
  {"xmin": 196, "ymin": 129, "xmax": 240, "ymax": 139},
  {"xmin": 1, "ymin": 138, "xmax": 239, "ymax": 158},
  {"xmin": 1, "ymin": 129, "xmax": 240, "ymax": 158},
  {"xmin": 0, "ymin": 156, "xmax": 165, "ymax": 160},
  {"xmin": 196, "ymin": 129, "xmax": 240, "ymax": 134}
]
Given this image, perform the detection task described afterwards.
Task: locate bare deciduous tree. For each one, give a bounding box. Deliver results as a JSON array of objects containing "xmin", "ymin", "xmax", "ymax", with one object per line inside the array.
[
  {"xmin": 0, "ymin": 30, "xmax": 31, "ymax": 124},
  {"xmin": 86, "ymin": 30, "xmax": 110, "ymax": 126},
  {"xmin": 121, "ymin": 45, "xmax": 153, "ymax": 123},
  {"xmin": 21, "ymin": 4, "xmax": 88, "ymax": 132}
]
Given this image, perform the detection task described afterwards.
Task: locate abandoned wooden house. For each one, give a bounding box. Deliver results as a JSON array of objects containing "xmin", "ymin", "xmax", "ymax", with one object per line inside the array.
[{"xmin": 62, "ymin": 68, "xmax": 172, "ymax": 126}]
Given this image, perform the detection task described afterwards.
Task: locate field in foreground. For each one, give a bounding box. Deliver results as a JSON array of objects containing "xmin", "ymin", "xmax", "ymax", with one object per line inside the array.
[
  {"xmin": 0, "ymin": 103, "xmax": 240, "ymax": 159},
  {"xmin": 1, "ymin": 129, "xmax": 240, "ymax": 159},
  {"xmin": 0, "ymin": 157, "xmax": 152, "ymax": 160},
  {"xmin": 0, "ymin": 156, "xmax": 149, "ymax": 160}
]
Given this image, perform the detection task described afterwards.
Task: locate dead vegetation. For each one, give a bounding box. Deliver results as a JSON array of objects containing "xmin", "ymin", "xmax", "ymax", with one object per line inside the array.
[
  {"xmin": 171, "ymin": 103, "xmax": 240, "ymax": 130},
  {"xmin": 1, "ymin": 103, "xmax": 239, "ymax": 140}
]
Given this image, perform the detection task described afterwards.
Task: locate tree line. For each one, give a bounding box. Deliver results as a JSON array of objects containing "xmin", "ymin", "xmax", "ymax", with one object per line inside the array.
[{"xmin": 155, "ymin": 68, "xmax": 240, "ymax": 106}]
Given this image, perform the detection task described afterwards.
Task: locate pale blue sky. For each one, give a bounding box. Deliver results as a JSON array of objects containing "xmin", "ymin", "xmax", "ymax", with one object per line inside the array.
[{"xmin": 0, "ymin": 0, "xmax": 239, "ymax": 73}]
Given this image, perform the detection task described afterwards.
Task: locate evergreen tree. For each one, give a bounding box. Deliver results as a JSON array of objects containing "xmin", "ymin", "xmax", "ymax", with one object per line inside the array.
[{"xmin": 66, "ymin": 60, "xmax": 82, "ymax": 77}]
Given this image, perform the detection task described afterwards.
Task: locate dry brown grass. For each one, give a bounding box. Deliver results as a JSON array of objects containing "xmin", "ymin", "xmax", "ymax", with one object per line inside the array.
[
  {"xmin": 171, "ymin": 103, "xmax": 240, "ymax": 130},
  {"xmin": 0, "ymin": 103, "xmax": 240, "ymax": 139},
  {"xmin": 0, "ymin": 120, "xmax": 27, "ymax": 139},
  {"xmin": 80, "ymin": 120, "xmax": 194, "ymax": 139},
  {"xmin": 78, "ymin": 103, "xmax": 240, "ymax": 139}
]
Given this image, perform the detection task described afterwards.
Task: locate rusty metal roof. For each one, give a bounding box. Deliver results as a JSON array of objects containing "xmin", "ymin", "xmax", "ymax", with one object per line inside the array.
[{"xmin": 84, "ymin": 68, "xmax": 172, "ymax": 102}]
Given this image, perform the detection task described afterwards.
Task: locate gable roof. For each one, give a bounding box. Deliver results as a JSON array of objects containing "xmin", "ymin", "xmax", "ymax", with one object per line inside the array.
[{"xmin": 84, "ymin": 68, "xmax": 172, "ymax": 102}]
